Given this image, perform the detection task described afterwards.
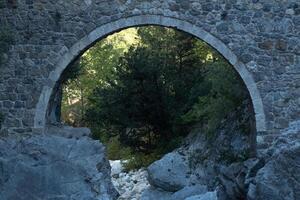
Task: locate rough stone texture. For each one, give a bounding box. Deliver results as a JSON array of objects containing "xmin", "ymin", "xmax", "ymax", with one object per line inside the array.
[
  {"xmin": 204, "ymin": 121, "xmax": 300, "ymax": 200},
  {"xmin": 145, "ymin": 105, "xmax": 254, "ymax": 199},
  {"xmin": 144, "ymin": 120, "xmax": 300, "ymax": 200},
  {"xmin": 147, "ymin": 152, "xmax": 190, "ymax": 192},
  {"xmin": 141, "ymin": 185, "xmax": 209, "ymax": 200},
  {"xmin": 171, "ymin": 185, "xmax": 208, "ymax": 200},
  {"xmin": 141, "ymin": 187, "xmax": 173, "ymax": 200},
  {"xmin": 45, "ymin": 125, "xmax": 92, "ymax": 138},
  {"xmin": 185, "ymin": 191, "xmax": 218, "ymax": 200},
  {"xmin": 0, "ymin": 0, "xmax": 299, "ymax": 141},
  {"xmin": 110, "ymin": 164, "xmax": 150, "ymax": 200},
  {"xmin": 0, "ymin": 2, "xmax": 299, "ymax": 197},
  {"xmin": 250, "ymin": 120, "xmax": 300, "ymax": 200},
  {"xmin": 0, "ymin": 130, "xmax": 119, "ymax": 200}
]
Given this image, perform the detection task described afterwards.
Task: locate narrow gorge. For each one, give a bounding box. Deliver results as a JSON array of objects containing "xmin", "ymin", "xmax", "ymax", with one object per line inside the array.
[
  {"xmin": 1, "ymin": 119, "xmax": 299, "ymax": 199},
  {"xmin": 0, "ymin": 1, "xmax": 299, "ymax": 200}
]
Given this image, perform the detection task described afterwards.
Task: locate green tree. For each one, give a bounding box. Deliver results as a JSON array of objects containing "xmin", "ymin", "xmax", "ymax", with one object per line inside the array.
[
  {"xmin": 61, "ymin": 26, "xmax": 251, "ymax": 167},
  {"xmin": 61, "ymin": 28, "xmax": 139, "ymax": 126},
  {"xmin": 181, "ymin": 61, "xmax": 249, "ymax": 135},
  {"xmin": 86, "ymin": 26, "xmax": 217, "ymax": 152}
]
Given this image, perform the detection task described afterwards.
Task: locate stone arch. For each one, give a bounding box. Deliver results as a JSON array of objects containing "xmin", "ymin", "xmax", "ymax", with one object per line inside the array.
[{"xmin": 34, "ymin": 14, "xmax": 266, "ymax": 135}]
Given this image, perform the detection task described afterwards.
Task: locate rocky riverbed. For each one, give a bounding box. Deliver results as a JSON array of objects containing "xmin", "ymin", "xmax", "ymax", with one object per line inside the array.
[
  {"xmin": 110, "ymin": 160, "xmax": 150, "ymax": 200},
  {"xmin": 0, "ymin": 120, "xmax": 299, "ymax": 200},
  {"xmin": 110, "ymin": 160, "xmax": 216, "ymax": 200},
  {"xmin": 111, "ymin": 117, "xmax": 300, "ymax": 200}
]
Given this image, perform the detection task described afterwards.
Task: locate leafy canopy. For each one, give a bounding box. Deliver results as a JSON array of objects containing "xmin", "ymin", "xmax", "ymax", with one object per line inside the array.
[
  {"xmin": 85, "ymin": 26, "xmax": 249, "ymax": 153},
  {"xmin": 61, "ymin": 26, "xmax": 250, "ymax": 167}
]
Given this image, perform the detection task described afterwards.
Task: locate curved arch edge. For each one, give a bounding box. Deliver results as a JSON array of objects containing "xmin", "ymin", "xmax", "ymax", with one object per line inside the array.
[{"xmin": 34, "ymin": 14, "xmax": 267, "ymax": 133}]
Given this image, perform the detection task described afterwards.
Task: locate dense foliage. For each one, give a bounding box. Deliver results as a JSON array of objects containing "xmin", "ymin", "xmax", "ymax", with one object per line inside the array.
[
  {"xmin": 181, "ymin": 61, "xmax": 249, "ymax": 136},
  {"xmin": 61, "ymin": 28, "xmax": 138, "ymax": 126},
  {"xmin": 61, "ymin": 26, "xmax": 249, "ymax": 170},
  {"xmin": 87, "ymin": 27, "xmax": 208, "ymax": 151}
]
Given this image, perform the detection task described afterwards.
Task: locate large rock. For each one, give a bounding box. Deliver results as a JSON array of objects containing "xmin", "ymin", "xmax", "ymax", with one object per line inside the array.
[
  {"xmin": 45, "ymin": 125, "xmax": 91, "ymax": 138},
  {"xmin": 141, "ymin": 184, "xmax": 208, "ymax": 200},
  {"xmin": 217, "ymin": 162, "xmax": 246, "ymax": 199},
  {"xmin": 185, "ymin": 191, "xmax": 218, "ymax": 200},
  {"xmin": 144, "ymin": 115, "xmax": 299, "ymax": 200},
  {"xmin": 216, "ymin": 119, "xmax": 300, "ymax": 200},
  {"xmin": 0, "ymin": 130, "xmax": 118, "ymax": 200},
  {"xmin": 147, "ymin": 152, "xmax": 190, "ymax": 192},
  {"xmin": 141, "ymin": 187, "xmax": 173, "ymax": 200},
  {"xmin": 171, "ymin": 185, "xmax": 208, "ymax": 200},
  {"xmin": 146, "ymin": 103, "xmax": 254, "ymax": 198},
  {"xmin": 249, "ymin": 121, "xmax": 300, "ymax": 200}
]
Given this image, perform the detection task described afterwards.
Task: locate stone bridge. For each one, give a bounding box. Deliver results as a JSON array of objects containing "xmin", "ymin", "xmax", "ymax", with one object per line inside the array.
[{"xmin": 0, "ymin": 0, "xmax": 299, "ymax": 146}]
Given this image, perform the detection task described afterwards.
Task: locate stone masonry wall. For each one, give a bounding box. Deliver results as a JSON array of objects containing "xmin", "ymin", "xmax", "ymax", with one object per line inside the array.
[{"xmin": 0, "ymin": 0, "xmax": 299, "ymax": 137}]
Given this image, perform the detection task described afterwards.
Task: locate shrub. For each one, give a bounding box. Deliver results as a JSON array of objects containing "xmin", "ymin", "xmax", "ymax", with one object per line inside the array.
[
  {"xmin": 122, "ymin": 152, "xmax": 160, "ymax": 172},
  {"xmin": 122, "ymin": 135, "xmax": 184, "ymax": 171},
  {"xmin": 181, "ymin": 61, "xmax": 249, "ymax": 137},
  {"xmin": 106, "ymin": 136, "xmax": 132, "ymax": 161}
]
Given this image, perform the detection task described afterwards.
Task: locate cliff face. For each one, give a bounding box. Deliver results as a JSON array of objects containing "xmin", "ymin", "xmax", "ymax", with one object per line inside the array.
[
  {"xmin": 144, "ymin": 104, "xmax": 254, "ymax": 200},
  {"xmin": 144, "ymin": 111, "xmax": 300, "ymax": 200},
  {"xmin": 0, "ymin": 127, "xmax": 119, "ymax": 200},
  {"xmin": 0, "ymin": 119, "xmax": 299, "ymax": 200},
  {"xmin": 251, "ymin": 120, "xmax": 300, "ymax": 200}
]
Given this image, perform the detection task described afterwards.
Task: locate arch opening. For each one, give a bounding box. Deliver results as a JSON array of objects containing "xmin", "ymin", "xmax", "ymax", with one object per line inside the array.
[{"xmin": 34, "ymin": 15, "xmax": 266, "ymax": 141}]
